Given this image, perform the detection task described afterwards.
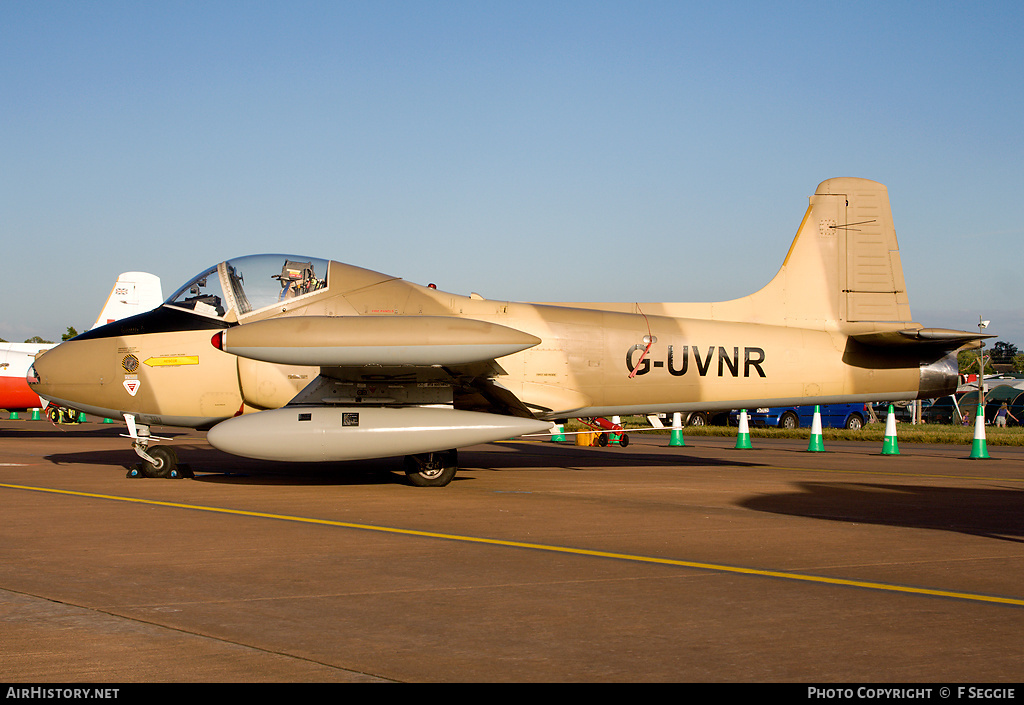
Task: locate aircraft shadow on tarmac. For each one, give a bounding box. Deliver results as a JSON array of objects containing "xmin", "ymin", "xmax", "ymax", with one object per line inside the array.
[
  {"xmin": 1, "ymin": 425, "xmax": 191, "ymax": 440},
  {"xmin": 464, "ymin": 440, "xmax": 764, "ymax": 469},
  {"xmin": 41, "ymin": 445, "xmax": 400, "ymax": 486},
  {"xmin": 41, "ymin": 439, "xmax": 763, "ymax": 487},
  {"xmin": 35, "ymin": 438, "xmax": 1024, "ymax": 540},
  {"xmin": 741, "ymin": 481, "xmax": 1024, "ymax": 543}
]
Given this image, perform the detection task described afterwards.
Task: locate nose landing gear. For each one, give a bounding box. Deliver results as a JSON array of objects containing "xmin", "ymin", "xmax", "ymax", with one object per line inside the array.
[{"xmin": 122, "ymin": 414, "xmax": 193, "ymax": 479}]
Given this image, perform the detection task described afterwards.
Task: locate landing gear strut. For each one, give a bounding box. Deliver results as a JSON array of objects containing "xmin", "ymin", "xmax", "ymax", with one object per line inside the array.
[
  {"xmin": 123, "ymin": 414, "xmax": 192, "ymax": 479},
  {"xmin": 404, "ymin": 449, "xmax": 458, "ymax": 487}
]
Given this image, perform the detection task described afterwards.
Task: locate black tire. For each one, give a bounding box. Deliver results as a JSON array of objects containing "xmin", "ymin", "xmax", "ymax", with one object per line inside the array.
[
  {"xmin": 687, "ymin": 412, "xmax": 708, "ymax": 427},
  {"xmin": 141, "ymin": 446, "xmax": 178, "ymax": 479},
  {"xmin": 619, "ymin": 433, "xmax": 629, "ymax": 447},
  {"xmin": 597, "ymin": 433, "xmax": 609, "ymax": 447},
  {"xmin": 845, "ymin": 414, "xmax": 864, "ymax": 431},
  {"xmin": 779, "ymin": 412, "xmax": 799, "ymax": 430},
  {"xmin": 404, "ymin": 450, "xmax": 457, "ymax": 487}
]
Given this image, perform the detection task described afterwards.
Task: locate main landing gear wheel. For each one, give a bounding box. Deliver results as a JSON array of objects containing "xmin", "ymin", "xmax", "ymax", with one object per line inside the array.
[{"xmin": 404, "ymin": 449, "xmax": 458, "ymax": 487}]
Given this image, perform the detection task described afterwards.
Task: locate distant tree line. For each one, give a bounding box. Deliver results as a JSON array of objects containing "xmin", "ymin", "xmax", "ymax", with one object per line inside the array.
[
  {"xmin": 0, "ymin": 326, "xmax": 79, "ymax": 345},
  {"xmin": 958, "ymin": 340, "xmax": 1024, "ymax": 374}
]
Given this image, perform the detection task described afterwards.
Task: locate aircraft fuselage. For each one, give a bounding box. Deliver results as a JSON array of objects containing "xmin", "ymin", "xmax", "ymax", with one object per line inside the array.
[
  {"xmin": 30, "ymin": 274, "xmax": 951, "ymax": 429},
  {"xmin": 26, "ymin": 179, "xmax": 979, "ymax": 482}
]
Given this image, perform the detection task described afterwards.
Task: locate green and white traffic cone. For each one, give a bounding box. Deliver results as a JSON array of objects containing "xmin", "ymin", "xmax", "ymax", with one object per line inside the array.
[
  {"xmin": 30, "ymin": 408, "xmax": 41, "ymax": 420},
  {"xmin": 807, "ymin": 405, "xmax": 824, "ymax": 452},
  {"xmin": 669, "ymin": 411, "xmax": 685, "ymax": 447},
  {"xmin": 102, "ymin": 417, "xmax": 114, "ymax": 424},
  {"xmin": 881, "ymin": 404, "xmax": 900, "ymax": 455},
  {"xmin": 735, "ymin": 409, "xmax": 752, "ymax": 449},
  {"xmin": 969, "ymin": 404, "xmax": 990, "ymax": 459},
  {"xmin": 8, "ymin": 411, "xmax": 19, "ymax": 420},
  {"xmin": 77, "ymin": 411, "xmax": 87, "ymax": 423},
  {"xmin": 550, "ymin": 422, "xmax": 566, "ymax": 442}
]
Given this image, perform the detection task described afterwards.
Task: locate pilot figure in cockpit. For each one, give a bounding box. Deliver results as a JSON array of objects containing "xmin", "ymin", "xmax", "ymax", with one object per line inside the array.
[{"xmin": 274, "ymin": 260, "xmax": 317, "ymax": 301}]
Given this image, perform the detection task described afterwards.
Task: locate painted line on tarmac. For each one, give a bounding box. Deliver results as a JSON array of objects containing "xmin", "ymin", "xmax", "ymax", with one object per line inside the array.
[{"xmin": 4, "ymin": 481, "xmax": 1024, "ymax": 609}]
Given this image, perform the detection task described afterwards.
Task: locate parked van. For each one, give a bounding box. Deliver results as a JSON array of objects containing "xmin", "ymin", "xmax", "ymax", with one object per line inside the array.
[{"xmin": 732, "ymin": 404, "xmax": 867, "ymax": 430}]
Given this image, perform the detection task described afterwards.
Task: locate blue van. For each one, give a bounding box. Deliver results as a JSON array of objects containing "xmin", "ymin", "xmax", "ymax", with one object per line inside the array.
[{"xmin": 732, "ymin": 404, "xmax": 867, "ymax": 430}]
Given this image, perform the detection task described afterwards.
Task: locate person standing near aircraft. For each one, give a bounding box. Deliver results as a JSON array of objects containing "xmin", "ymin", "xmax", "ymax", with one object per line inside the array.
[{"xmin": 995, "ymin": 403, "xmax": 1018, "ymax": 427}]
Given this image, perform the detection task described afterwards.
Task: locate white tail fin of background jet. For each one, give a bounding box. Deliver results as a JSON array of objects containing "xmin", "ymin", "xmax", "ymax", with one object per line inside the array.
[{"xmin": 90, "ymin": 272, "xmax": 163, "ymax": 330}]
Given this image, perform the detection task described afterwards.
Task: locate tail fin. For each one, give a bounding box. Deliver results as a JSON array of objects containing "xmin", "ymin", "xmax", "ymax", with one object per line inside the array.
[
  {"xmin": 90, "ymin": 272, "xmax": 164, "ymax": 330},
  {"xmin": 645, "ymin": 177, "xmax": 914, "ymax": 330},
  {"xmin": 743, "ymin": 177, "xmax": 912, "ymax": 329},
  {"xmin": 556, "ymin": 177, "xmax": 981, "ymax": 351},
  {"xmin": 737, "ymin": 178, "xmax": 991, "ymax": 352}
]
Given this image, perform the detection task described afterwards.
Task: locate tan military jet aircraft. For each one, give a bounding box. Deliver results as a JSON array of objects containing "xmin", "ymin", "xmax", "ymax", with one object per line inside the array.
[{"xmin": 29, "ymin": 178, "xmax": 988, "ymax": 485}]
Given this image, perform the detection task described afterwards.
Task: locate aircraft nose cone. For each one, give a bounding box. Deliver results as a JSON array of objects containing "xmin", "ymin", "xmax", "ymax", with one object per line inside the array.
[
  {"xmin": 27, "ymin": 345, "xmax": 62, "ymax": 397},
  {"xmin": 27, "ymin": 341, "xmax": 95, "ymax": 405}
]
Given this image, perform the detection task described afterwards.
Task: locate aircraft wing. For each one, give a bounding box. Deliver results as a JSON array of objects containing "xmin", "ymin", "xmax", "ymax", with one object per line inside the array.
[
  {"xmin": 213, "ymin": 314, "xmax": 543, "ymax": 418},
  {"xmin": 213, "ymin": 315, "xmax": 540, "ymax": 367},
  {"xmin": 207, "ymin": 315, "xmax": 552, "ymax": 468}
]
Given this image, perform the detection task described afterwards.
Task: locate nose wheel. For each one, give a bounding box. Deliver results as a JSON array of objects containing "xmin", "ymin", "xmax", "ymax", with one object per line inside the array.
[
  {"xmin": 129, "ymin": 445, "xmax": 178, "ymax": 478},
  {"xmin": 123, "ymin": 414, "xmax": 193, "ymax": 479},
  {"xmin": 127, "ymin": 442, "xmax": 192, "ymax": 479}
]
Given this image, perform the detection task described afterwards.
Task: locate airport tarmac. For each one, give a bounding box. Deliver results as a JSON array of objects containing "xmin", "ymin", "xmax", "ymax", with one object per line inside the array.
[{"xmin": 2, "ymin": 419, "xmax": 1024, "ymax": 683}]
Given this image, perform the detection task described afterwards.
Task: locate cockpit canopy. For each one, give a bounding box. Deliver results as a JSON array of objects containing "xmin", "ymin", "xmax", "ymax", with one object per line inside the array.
[{"xmin": 165, "ymin": 254, "xmax": 330, "ymax": 320}]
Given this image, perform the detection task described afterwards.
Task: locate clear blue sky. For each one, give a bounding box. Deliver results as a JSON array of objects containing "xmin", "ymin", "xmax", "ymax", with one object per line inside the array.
[{"xmin": 3, "ymin": 2, "xmax": 1022, "ymax": 347}]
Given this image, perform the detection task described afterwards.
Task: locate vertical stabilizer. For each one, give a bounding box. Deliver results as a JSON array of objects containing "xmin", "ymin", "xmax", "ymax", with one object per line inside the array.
[
  {"xmin": 832, "ymin": 179, "xmax": 911, "ymax": 324},
  {"xmin": 548, "ymin": 178, "xmax": 917, "ymax": 333},
  {"xmin": 734, "ymin": 177, "xmax": 912, "ymax": 329},
  {"xmin": 90, "ymin": 272, "xmax": 164, "ymax": 330}
]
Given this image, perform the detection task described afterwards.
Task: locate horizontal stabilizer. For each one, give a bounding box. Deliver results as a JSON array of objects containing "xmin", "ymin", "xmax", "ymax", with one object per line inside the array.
[
  {"xmin": 850, "ymin": 328, "xmax": 994, "ymax": 350},
  {"xmin": 214, "ymin": 315, "xmax": 541, "ymax": 367}
]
